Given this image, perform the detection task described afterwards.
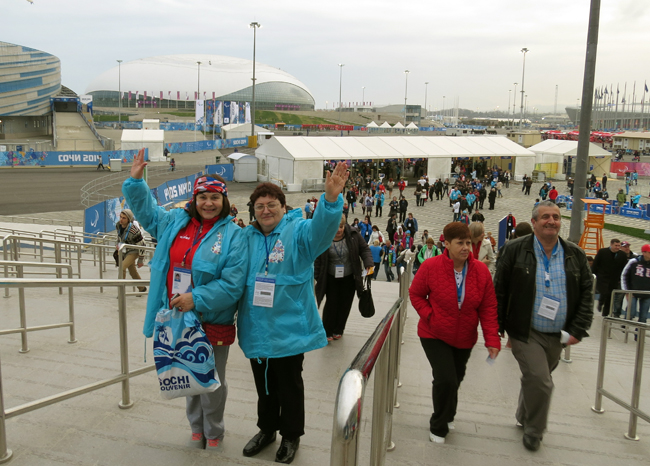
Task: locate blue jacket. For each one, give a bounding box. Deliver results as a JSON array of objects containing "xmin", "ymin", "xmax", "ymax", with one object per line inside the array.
[
  {"xmin": 374, "ymin": 193, "xmax": 385, "ymax": 207},
  {"xmin": 237, "ymin": 193, "xmax": 343, "ymax": 359},
  {"xmin": 359, "ymin": 222, "xmax": 372, "ymax": 241},
  {"xmin": 122, "ymin": 177, "xmax": 247, "ymax": 338}
]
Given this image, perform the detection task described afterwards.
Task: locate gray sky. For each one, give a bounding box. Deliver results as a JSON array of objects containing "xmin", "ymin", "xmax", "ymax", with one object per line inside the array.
[{"xmin": 6, "ymin": 0, "xmax": 650, "ymax": 114}]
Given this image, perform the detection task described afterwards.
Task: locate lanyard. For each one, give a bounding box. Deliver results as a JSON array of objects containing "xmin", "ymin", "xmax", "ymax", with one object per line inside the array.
[
  {"xmin": 535, "ymin": 237, "xmax": 558, "ymax": 288},
  {"xmin": 332, "ymin": 239, "xmax": 345, "ymax": 261},
  {"xmin": 181, "ymin": 224, "xmax": 208, "ymax": 267},
  {"xmin": 263, "ymin": 235, "xmax": 277, "ymax": 276},
  {"xmin": 456, "ymin": 262, "xmax": 467, "ymax": 309}
]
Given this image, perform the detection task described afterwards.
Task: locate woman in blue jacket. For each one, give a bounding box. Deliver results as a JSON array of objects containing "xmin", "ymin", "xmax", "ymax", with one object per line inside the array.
[
  {"xmin": 122, "ymin": 149, "xmax": 246, "ymax": 452},
  {"xmin": 238, "ymin": 162, "xmax": 348, "ymax": 464}
]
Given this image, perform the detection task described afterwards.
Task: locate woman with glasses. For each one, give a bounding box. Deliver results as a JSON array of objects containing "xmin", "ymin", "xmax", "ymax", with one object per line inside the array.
[
  {"xmin": 122, "ymin": 149, "xmax": 246, "ymax": 452},
  {"xmin": 238, "ymin": 163, "xmax": 348, "ymax": 464}
]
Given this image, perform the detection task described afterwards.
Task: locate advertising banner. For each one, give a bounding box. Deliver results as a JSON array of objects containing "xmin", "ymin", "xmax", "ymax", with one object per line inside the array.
[
  {"xmin": 610, "ymin": 162, "xmax": 650, "ymax": 176},
  {"xmin": 196, "ymin": 99, "xmax": 205, "ymax": 126},
  {"xmin": 230, "ymin": 101, "xmax": 238, "ymax": 124},
  {"xmin": 204, "ymin": 164, "xmax": 234, "ymax": 181},
  {"xmin": 83, "ymin": 202, "xmax": 106, "ymax": 241},
  {"xmin": 205, "ymin": 100, "xmax": 214, "ymax": 128},
  {"xmin": 155, "ymin": 174, "xmax": 201, "ymax": 206},
  {"xmin": 223, "ymin": 101, "xmax": 231, "ymax": 124},
  {"xmin": 215, "ymin": 101, "xmax": 223, "ymax": 126},
  {"xmin": 245, "ymin": 102, "xmax": 251, "ymax": 124},
  {"xmin": 0, "ymin": 149, "xmax": 146, "ymax": 167}
]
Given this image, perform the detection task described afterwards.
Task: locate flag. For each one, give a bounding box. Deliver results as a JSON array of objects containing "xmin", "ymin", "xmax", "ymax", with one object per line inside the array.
[
  {"xmin": 604, "ymin": 87, "xmax": 608, "ymax": 94},
  {"xmin": 186, "ymin": 92, "xmax": 189, "ymax": 101},
  {"xmin": 215, "ymin": 101, "xmax": 223, "ymax": 125},
  {"xmin": 195, "ymin": 100, "xmax": 205, "ymax": 126},
  {"xmin": 622, "ymin": 97, "xmax": 626, "ymax": 103},
  {"xmin": 128, "ymin": 91, "xmax": 132, "ymax": 100},
  {"xmin": 245, "ymin": 102, "xmax": 251, "ymax": 124},
  {"xmin": 160, "ymin": 91, "xmax": 163, "ymax": 99},
  {"xmin": 646, "ymin": 82, "xmax": 648, "ymax": 93},
  {"xmin": 144, "ymin": 91, "xmax": 147, "ymax": 98}
]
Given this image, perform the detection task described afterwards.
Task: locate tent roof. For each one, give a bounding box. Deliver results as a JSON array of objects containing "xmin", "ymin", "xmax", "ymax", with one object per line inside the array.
[
  {"xmin": 221, "ymin": 123, "xmax": 264, "ymax": 131},
  {"xmin": 528, "ymin": 140, "xmax": 611, "ymax": 157},
  {"xmin": 393, "ymin": 122, "xmax": 405, "ymax": 128},
  {"xmin": 256, "ymin": 136, "xmax": 536, "ymax": 161},
  {"xmin": 366, "ymin": 121, "xmax": 379, "ymax": 128},
  {"xmin": 406, "ymin": 122, "xmax": 419, "ymax": 129},
  {"xmin": 379, "ymin": 121, "xmax": 392, "ymax": 128},
  {"xmin": 228, "ymin": 153, "xmax": 256, "ymax": 161}
]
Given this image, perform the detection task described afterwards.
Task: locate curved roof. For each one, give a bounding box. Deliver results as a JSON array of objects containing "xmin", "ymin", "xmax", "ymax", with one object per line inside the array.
[{"xmin": 85, "ymin": 54, "xmax": 313, "ymax": 100}]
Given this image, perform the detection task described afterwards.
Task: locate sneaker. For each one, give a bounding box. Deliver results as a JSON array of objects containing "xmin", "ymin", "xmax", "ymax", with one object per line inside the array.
[
  {"xmin": 516, "ymin": 421, "xmax": 524, "ymax": 428},
  {"xmin": 447, "ymin": 422, "xmax": 455, "ymax": 430},
  {"xmin": 429, "ymin": 432, "xmax": 445, "ymax": 444},
  {"xmin": 333, "ymin": 334, "xmax": 342, "ymax": 340},
  {"xmin": 206, "ymin": 438, "xmax": 223, "ymax": 451},
  {"xmin": 188, "ymin": 432, "xmax": 205, "ymax": 449},
  {"xmin": 327, "ymin": 336, "xmax": 333, "ymax": 342}
]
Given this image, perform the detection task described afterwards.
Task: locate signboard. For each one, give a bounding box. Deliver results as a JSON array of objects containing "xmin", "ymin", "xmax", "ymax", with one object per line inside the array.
[{"xmin": 79, "ymin": 95, "xmax": 93, "ymax": 105}]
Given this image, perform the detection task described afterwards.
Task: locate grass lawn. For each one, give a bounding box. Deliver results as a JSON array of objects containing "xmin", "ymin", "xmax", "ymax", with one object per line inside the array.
[
  {"xmin": 254, "ymin": 111, "xmax": 336, "ymax": 125},
  {"xmin": 94, "ymin": 114, "xmax": 129, "ymax": 122}
]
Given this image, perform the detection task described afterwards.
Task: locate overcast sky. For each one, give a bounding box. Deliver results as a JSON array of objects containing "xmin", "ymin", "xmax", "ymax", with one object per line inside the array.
[{"xmin": 5, "ymin": 0, "xmax": 650, "ymax": 114}]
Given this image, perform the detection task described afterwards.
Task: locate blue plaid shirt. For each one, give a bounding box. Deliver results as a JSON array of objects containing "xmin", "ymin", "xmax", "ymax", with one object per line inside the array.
[{"xmin": 532, "ymin": 237, "xmax": 568, "ymax": 333}]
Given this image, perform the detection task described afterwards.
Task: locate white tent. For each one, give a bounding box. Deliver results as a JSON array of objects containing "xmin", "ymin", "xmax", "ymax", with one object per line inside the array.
[
  {"xmin": 406, "ymin": 122, "xmax": 419, "ymax": 130},
  {"xmin": 221, "ymin": 123, "xmax": 265, "ymax": 140},
  {"xmin": 528, "ymin": 140, "xmax": 611, "ymax": 179},
  {"xmin": 366, "ymin": 121, "xmax": 379, "ymax": 128},
  {"xmin": 255, "ymin": 136, "xmax": 536, "ymax": 188},
  {"xmin": 121, "ymin": 129, "xmax": 165, "ymax": 161},
  {"xmin": 227, "ymin": 153, "xmax": 257, "ymax": 182},
  {"xmin": 379, "ymin": 121, "xmax": 392, "ymax": 128},
  {"xmin": 393, "ymin": 122, "xmax": 405, "ymax": 129}
]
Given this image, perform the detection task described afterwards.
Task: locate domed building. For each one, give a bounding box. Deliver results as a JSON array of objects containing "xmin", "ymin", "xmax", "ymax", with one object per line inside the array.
[{"xmin": 85, "ymin": 54, "xmax": 315, "ymax": 111}]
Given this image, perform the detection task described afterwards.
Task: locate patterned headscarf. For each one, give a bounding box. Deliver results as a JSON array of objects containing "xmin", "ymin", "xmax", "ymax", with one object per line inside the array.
[{"xmin": 193, "ymin": 176, "xmax": 227, "ymax": 197}]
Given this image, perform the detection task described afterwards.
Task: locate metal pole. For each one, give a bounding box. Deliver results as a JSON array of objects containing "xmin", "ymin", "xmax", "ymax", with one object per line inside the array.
[
  {"xmin": 512, "ymin": 83, "xmax": 518, "ymax": 126},
  {"xmin": 67, "ymin": 266, "xmax": 77, "ymax": 344},
  {"xmin": 195, "ymin": 61, "xmax": 201, "ymax": 142},
  {"xmin": 250, "ymin": 22, "xmax": 261, "ymax": 139},
  {"xmin": 592, "ymin": 319, "xmax": 609, "ymax": 414},
  {"xmin": 0, "ymin": 356, "xmax": 13, "ymax": 464},
  {"xmin": 569, "ymin": 0, "xmax": 601, "ymax": 243},
  {"xmin": 424, "ymin": 82, "xmax": 429, "ymax": 120},
  {"xmin": 338, "ymin": 64, "xmax": 344, "ymax": 125},
  {"xmin": 519, "ymin": 48, "xmax": 528, "ymax": 129},
  {"xmin": 625, "ymin": 327, "xmax": 645, "ymax": 440},
  {"xmin": 117, "ymin": 284, "xmax": 133, "ymax": 409},
  {"xmin": 362, "ymin": 86, "xmax": 365, "ymax": 106},
  {"xmin": 117, "ymin": 60, "xmax": 122, "ymax": 126},
  {"xmin": 370, "ymin": 344, "xmax": 389, "ymax": 466},
  {"xmin": 17, "ymin": 265, "xmax": 28, "ymax": 353},
  {"xmin": 403, "ymin": 70, "xmax": 409, "ymax": 126}
]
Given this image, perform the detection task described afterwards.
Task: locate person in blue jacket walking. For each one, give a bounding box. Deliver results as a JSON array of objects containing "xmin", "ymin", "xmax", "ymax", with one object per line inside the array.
[
  {"xmin": 122, "ymin": 149, "xmax": 246, "ymax": 452},
  {"xmin": 239, "ymin": 162, "xmax": 348, "ymax": 464}
]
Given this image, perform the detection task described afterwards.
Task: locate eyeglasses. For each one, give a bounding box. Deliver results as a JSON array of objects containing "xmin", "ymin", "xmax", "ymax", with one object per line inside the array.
[{"xmin": 254, "ymin": 202, "xmax": 281, "ymax": 212}]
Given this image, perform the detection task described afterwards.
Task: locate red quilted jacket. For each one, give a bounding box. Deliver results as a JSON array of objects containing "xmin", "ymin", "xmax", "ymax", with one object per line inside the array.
[{"xmin": 409, "ymin": 250, "xmax": 501, "ymax": 349}]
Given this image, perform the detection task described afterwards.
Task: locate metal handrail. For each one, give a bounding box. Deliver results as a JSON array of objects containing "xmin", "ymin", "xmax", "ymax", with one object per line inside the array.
[
  {"xmin": 592, "ymin": 314, "xmax": 649, "ymax": 441},
  {"xmin": 330, "ymin": 260, "xmax": 413, "ymax": 466},
  {"xmin": 0, "ymin": 261, "xmax": 76, "ymax": 352},
  {"xmin": 0, "ymin": 278, "xmax": 153, "ymax": 464},
  {"xmin": 117, "ymin": 243, "xmax": 156, "ymax": 297}
]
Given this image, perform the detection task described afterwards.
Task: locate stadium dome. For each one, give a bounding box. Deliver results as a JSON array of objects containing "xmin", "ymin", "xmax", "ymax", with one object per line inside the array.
[
  {"xmin": 0, "ymin": 41, "xmax": 61, "ymax": 116},
  {"xmin": 85, "ymin": 54, "xmax": 315, "ymax": 111}
]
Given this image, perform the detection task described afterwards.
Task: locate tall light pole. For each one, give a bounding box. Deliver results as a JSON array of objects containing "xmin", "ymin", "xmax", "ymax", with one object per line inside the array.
[
  {"xmin": 338, "ymin": 63, "xmax": 344, "ymax": 124},
  {"xmin": 424, "ymin": 82, "xmax": 429, "ymax": 119},
  {"xmin": 442, "ymin": 95, "xmax": 446, "ymax": 122},
  {"xmin": 116, "ymin": 60, "xmax": 122, "ymax": 125},
  {"xmin": 519, "ymin": 48, "xmax": 529, "ymax": 128},
  {"xmin": 362, "ymin": 86, "xmax": 365, "ymax": 105},
  {"xmin": 196, "ymin": 61, "xmax": 201, "ymax": 141},
  {"xmin": 403, "ymin": 70, "xmax": 410, "ymax": 125},
  {"xmin": 512, "ymin": 83, "xmax": 518, "ymax": 125},
  {"xmin": 507, "ymin": 89, "xmax": 511, "ymax": 125},
  {"xmin": 250, "ymin": 22, "xmax": 261, "ymax": 139}
]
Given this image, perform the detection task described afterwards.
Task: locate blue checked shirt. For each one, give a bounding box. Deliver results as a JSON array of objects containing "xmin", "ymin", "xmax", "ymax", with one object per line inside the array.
[{"xmin": 531, "ymin": 237, "xmax": 568, "ymax": 333}]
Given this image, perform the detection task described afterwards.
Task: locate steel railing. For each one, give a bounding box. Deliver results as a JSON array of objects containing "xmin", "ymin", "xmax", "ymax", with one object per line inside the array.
[
  {"xmin": 592, "ymin": 310, "xmax": 649, "ymax": 441},
  {"xmin": 330, "ymin": 260, "xmax": 412, "ymax": 466},
  {"xmin": 0, "ymin": 278, "xmax": 154, "ymax": 464},
  {"xmin": 0, "ymin": 261, "xmax": 76, "ymax": 352},
  {"xmin": 116, "ymin": 243, "xmax": 156, "ymax": 297}
]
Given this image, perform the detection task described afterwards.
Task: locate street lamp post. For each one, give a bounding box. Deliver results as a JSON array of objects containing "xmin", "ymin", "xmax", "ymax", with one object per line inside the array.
[
  {"xmin": 117, "ymin": 60, "xmax": 122, "ymax": 126},
  {"xmin": 442, "ymin": 95, "xmax": 446, "ymax": 122},
  {"xmin": 507, "ymin": 89, "xmax": 511, "ymax": 125},
  {"xmin": 362, "ymin": 86, "xmax": 365, "ymax": 105},
  {"xmin": 512, "ymin": 83, "xmax": 518, "ymax": 126},
  {"xmin": 519, "ymin": 48, "xmax": 529, "ymax": 128},
  {"xmin": 403, "ymin": 70, "xmax": 410, "ymax": 125},
  {"xmin": 424, "ymin": 82, "xmax": 429, "ymax": 119},
  {"xmin": 338, "ymin": 64, "xmax": 344, "ymax": 125},
  {"xmin": 250, "ymin": 22, "xmax": 261, "ymax": 139},
  {"xmin": 196, "ymin": 61, "xmax": 201, "ymax": 142}
]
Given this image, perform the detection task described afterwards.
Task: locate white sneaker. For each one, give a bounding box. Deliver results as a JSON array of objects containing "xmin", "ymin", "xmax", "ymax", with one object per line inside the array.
[
  {"xmin": 448, "ymin": 422, "xmax": 455, "ymax": 430},
  {"xmin": 429, "ymin": 432, "xmax": 445, "ymax": 444},
  {"xmin": 516, "ymin": 421, "xmax": 523, "ymax": 427}
]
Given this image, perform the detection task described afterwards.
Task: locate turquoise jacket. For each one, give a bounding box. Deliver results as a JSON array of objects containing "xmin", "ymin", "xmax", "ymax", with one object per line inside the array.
[
  {"xmin": 237, "ymin": 193, "xmax": 343, "ymax": 359},
  {"xmin": 122, "ymin": 177, "xmax": 246, "ymax": 338}
]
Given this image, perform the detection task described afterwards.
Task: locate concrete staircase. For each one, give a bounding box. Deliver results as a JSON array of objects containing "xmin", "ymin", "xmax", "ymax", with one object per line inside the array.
[{"xmin": 55, "ymin": 112, "xmax": 105, "ymax": 151}]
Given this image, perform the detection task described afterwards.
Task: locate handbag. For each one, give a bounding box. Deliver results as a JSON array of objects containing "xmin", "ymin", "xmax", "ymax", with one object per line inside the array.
[
  {"xmin": 203, "ymin": 323, "xmax": 236, "ymax": 346},
  {"xmin": 358, "ymin": 276, "xmax": 375, "ymax": 318},
  {"xmin": 153, "ymin": 308, "xmax": 220, "ymax": 400}
]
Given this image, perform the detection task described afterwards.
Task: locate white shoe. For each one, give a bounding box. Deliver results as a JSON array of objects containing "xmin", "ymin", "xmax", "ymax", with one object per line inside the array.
[
  {"xmin": 516, "ymin": 421, "xmax": 523, "ymax": 428},
  {"xmin": 429, "ymin": 432, "xmax": 445, "ymax": 444},
  {"xmin": 447, "ymin": 422, "xmax": 455, "ymax": 430}
]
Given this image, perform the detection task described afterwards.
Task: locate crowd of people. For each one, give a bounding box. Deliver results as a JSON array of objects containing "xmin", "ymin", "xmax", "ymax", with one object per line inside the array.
[{"xmin": 116, "ymin": 151, "xmax": 650, "ymax": 459}]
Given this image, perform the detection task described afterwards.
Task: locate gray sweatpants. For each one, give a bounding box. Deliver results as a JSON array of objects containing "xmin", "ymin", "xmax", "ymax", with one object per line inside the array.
[{"xmin": 186, "ymin": 346, "xmax": 229, "ymax": 440}]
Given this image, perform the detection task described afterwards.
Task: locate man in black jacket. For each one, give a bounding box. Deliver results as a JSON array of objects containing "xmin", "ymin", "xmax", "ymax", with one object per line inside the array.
[
  {"xmin": 592, "ymin": 238, "xmax": 624, "ymax": 316},
  {"xmin": 494, "ymin": 201, "xmax": 593, "ymax": 452}
]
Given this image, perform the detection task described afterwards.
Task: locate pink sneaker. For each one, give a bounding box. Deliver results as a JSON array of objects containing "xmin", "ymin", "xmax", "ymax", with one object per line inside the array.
[
  {"xmin": 206, "ymin": 438, "xmax": 223, "ymax": 451},
  {"xmin": 188, "ymin": 432, "xmax": 205, "ymax": 449}
]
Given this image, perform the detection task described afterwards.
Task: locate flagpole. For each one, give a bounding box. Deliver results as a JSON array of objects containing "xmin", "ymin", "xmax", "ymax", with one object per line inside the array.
[{"xmin": 643, "ymin": 82, "xmax": 647, "ymax": 130}]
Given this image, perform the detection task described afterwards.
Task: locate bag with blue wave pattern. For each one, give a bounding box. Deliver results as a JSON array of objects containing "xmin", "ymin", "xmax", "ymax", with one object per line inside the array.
[{"xmin": 153, "ymin": 308, "xmax": 220, "ymax": 400}]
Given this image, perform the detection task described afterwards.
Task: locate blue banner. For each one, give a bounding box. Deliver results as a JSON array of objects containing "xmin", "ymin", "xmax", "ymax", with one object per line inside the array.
[
  {"xmin": 84, "ymin": 202, "xmax": 106, "ymax": 241},
  {"xmin": 0, "ymin": 149, "xmax": 146, "ymax": 167},
  {"xmin": 204, "ymin": 164, "xmax": 234, "ymax": 181},
  {"xmin": 164, "ymin": 138, "xmax": 247, "ymax": 155},
  {"xmin": 155, "ymin": 174, "xmax": 202, "ymax": 206},
  {"xmin": 223, "ymin": 102, "xmax": 231, "ymax": 125}
]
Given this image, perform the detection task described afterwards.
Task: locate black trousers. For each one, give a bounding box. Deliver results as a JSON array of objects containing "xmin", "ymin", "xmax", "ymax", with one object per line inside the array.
[
  {"xmin": 322, "ymin": 274, "xmax": 357, "ymax": 336},
  {"xmin": 375, "ymin": 205, "xmax": 383, "ymax": 216},
  {"xmin": 250, "ymin": 354, "xmax": 305, "ymax": 439},
  {"xmin": 420, "ymin": 338, "xmax": 472, "ymax": 438},
  {"xmin": 399, "ymin": 211, "xmax": 407, "ymax": 223}
]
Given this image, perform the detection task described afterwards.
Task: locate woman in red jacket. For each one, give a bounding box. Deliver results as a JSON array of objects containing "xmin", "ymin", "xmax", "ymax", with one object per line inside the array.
[{"xmin": 409, "ymin": 222, "xmax": 500, "ymax": 444}]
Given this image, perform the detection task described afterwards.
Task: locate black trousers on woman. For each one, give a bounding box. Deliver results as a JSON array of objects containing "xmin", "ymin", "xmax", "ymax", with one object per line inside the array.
[
  {"xmin": 250, "ymin": 354, "xmax": 305, "ymax": 440},
  {"xmin": 322, "ymin": 273, "xmax": 356, "ymax": 337},
  {"xmin": 420, "ymin": 338, "xmax": 472, "ymax": 438}
]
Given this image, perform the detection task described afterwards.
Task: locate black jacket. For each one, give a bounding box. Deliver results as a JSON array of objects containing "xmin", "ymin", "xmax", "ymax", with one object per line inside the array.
[
  {"xmin": 494, "ymin": 234, "xmax": 594, "ymax": 343},
  {"xmin": 592, "ymin": 247, "xmax": 628, "ymax": 294},
  {"xmin": 314, "ymin": 224, "xmax": 374, "ymax": 306}
]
